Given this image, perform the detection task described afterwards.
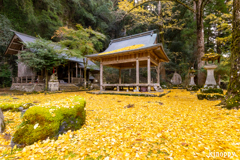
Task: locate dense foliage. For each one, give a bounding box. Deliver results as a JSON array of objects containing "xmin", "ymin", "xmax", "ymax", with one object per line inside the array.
[{"xmin": 0, "ymin": 0, "xmax": 233, "ymax": 87}]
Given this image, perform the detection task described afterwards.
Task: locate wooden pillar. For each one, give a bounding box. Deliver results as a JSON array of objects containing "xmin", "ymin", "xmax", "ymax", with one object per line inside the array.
[
  {"xmin": 76, "ymin": 62, "xmax": 78, "ymax": 78},
  {"xmin": 80, "ymin": 67, "xmax": 82, "ymax": 78},
  {"xmin": 119, "ymin": 69, "xmax": 121, "ymax": 84},
  {"xmin": 136, "ymin": 54, "xmax": 139, "ymax": 91},
  {"xmin": 100, "ymin": 59, "xmax": 103, "ymax": 91},
  {"xmin": 70, "ymin": 63, "xmax": 73, "ymax": 83},
  {"xmin": 147, "ymin": 53, "xmax": 151, "ymax": 92},
  {"xmin": 68, "ymin": 62, "xmax": 70, "ymax": 83},
  {"xmin": 26, "ymin": 76, "xmax": 28, "ymax": 83},
  {"xmin": 21, "ymin": 77, "xmax": 22, "ymax": 83},
  {"xmin": 157, "ymin": 62, "xmax": 160, "ymax": 85}
]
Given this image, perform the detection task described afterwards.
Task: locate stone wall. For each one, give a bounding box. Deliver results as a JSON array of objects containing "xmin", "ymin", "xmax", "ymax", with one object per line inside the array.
[{"xmin": 10, "ymin": 83, "xmax": 44, "ymax": 92}]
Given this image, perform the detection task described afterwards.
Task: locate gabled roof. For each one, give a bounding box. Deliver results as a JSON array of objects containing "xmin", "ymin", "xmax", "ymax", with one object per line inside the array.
[
  {"xmin": 4, "ymin": 30, "xmax": 99, "ymax": 70},
  {"xmin": 86, "ymin": 30, "xmax": 170, "ymax": 62},
  {"xmin": 12, "ymin": 30, "xmax": 37, "ymax": 43}
]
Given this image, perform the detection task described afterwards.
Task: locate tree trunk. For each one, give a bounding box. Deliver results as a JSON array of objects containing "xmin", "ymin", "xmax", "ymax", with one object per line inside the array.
[
  {"xmin": 196, "ymin": 0, "xmax": 205, "ymax": 86},
  {"xmin": 223, "ymin": 0, "xmax": 240, "ymax": 109},
  {"xmin": 45, "ymin": 68, "xmax": 48, "ymax": 91},
  {"xmin": 158, "ymin": 1, "xmax": 164, "ymax": 46}
]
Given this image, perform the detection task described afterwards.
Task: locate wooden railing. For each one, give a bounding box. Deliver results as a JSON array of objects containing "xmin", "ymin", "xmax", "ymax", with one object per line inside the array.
[
  {"xmin": 12, "ymin": 76, "xmax": 45, "ymax": 84},
  {"xmin": 12, "ymin": 76, "xmax": 85, "ymax": 84}
]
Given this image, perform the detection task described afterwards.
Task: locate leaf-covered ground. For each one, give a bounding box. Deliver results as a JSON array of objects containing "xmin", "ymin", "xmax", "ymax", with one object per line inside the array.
[{"xmin": 0, "ymin": 90, "xmax": 240, "ymax": 159}]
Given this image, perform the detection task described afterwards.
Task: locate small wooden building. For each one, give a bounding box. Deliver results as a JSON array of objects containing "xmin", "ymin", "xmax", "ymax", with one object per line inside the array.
[
  {"xmin": 4, "ymin": 30, "xmax": 99, "ymax": 91},
  {"xmin": 86, "ymin": 30, "xmax": 170, "ymax": 92}
]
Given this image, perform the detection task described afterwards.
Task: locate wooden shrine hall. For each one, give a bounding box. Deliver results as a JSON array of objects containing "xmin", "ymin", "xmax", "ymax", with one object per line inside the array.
[
  {"xmin": 4, "ymin": 30, "xmax": 99, "ymax": 92},
  {"xmin": 86, "ymin": 30, "xmax": 170, "ymax": 92}
]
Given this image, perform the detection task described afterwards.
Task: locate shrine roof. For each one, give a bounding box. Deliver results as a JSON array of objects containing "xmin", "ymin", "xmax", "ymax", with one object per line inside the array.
[
  {"xmin": 86, "ymin": 30, "xmax": 170, "ymax": 62},
  {"xmin": 4, "ymin": 30, "xmax": 99, "ymax": 70}
]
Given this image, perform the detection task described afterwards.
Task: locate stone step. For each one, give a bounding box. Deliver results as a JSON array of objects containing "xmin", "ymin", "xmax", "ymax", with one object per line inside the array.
[{"xmin": 59, "ymin": 84, "xmax": 79, "ymax": 91}]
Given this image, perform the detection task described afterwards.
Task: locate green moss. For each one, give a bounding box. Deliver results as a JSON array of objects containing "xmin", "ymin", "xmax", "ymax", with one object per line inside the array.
[
  {"xmin": 0, "ymin": 103, "xmax": 23, "ymax": 111},
  {"xmin": 197, "ymin": 93, "xmax": 224, "ymax": 100},
  {"xmin": 0, "ymin": 102, "xmax": 35, "ymax": 112},
  {"xmin": 13, "ymin": 96, "xmax": 86, "ymax": 146},
  {"xmin": 200, "ymin": 88, "xmax": 223, "ymax": 94}
]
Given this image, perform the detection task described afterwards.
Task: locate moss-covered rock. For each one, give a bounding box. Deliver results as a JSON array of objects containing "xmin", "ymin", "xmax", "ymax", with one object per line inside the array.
[
  {"xmin": 0, "ymin": 103, "xmax": 24, "ymax": 112},
  {"xmin": 12, "ymin": 96, "xmax": 86, "ymax": 146}
]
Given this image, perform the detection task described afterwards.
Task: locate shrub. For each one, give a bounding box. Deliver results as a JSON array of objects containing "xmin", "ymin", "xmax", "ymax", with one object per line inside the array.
[{"xmin": 12, "ymin": 96, "xmax": 86, "ymax": 146}]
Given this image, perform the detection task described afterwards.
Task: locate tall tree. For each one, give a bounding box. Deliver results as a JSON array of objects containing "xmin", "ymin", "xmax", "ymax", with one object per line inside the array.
[
  {"xmin": 119, "ymin": 0, "xmax": 211, "ymax": 86},
  {"xmin": 53, "ymin": 24, "xmax": 106, "ymax": 89},
  {"xmin": 223, "ymin": 0, "xmax": 240, "ymax": 109}
]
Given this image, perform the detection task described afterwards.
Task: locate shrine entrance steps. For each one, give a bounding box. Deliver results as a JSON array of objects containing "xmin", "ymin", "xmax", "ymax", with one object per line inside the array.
[{"xmin": 59, "ymin": 84, "xmax": 79, "ymax": 92}]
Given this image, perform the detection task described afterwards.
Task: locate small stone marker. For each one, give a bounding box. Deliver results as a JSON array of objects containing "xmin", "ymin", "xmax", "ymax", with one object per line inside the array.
[
  {"xmin": 48, "ymin": 73, "xmax": 59, "ymax": 91},
  {"xmin": 171, "ymin": 72, "xmax": 182, "ymax": 85}
]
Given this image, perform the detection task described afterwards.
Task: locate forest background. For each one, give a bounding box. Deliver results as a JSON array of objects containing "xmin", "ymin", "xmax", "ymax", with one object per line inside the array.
[{"xmin": 0, "ymin": 0, "xmax": 233, "ymax": 88}]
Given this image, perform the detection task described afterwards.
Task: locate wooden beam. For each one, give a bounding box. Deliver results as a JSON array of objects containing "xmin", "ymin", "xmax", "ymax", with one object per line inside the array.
[
  {"xmin": 147, "ymin": 53, "xmax": 151, "ymax": 92},
  {"xmin": 5, "ymin": 35, "xmax": 17, "ymax": 55},
  {"xmin": 12, "ymin": 42, "xmax": 22, "ymax": 46},
  {"xmin": 102, "ymin": 83, "xmax": 158, "ymax": 87},
  {"xmin": 100, "ymin": 59, "xmax": 103, "ymax": 91},
  {"xmin": 102, "ymin": 57, "xmax": 148, "ymax": 65},
  {"xmin": 150, "ymin": 57, "xmax": 159, "ymax": 66},
  {"xmin": 8, "ymin": 48, "xmax": 19, "ymax": 52}
]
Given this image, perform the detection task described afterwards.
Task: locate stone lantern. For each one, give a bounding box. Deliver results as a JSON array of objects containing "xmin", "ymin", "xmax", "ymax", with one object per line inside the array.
[
  {"xmin": 187, "ymin": 67, "xmax": 198, "ymax": 91},
  {"xmin": 201, "ymin": 49, "xmax": 221, "ymax": 88},
  {"xmin": 197, "ymin": 49, "xmax": 224, "ymax": 100},
  {"xmin": 189, "ymin": 67, "xmax": 196, "ymax": 86}
]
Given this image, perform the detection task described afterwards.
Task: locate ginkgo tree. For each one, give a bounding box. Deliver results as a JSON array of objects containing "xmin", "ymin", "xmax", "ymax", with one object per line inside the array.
[
  {"xmin": 52, "ymin": 24, "xmax": 106, "ymax": 89},
  {"xmin": 118, "ymin": 0, "xmax": 212, "ymax": 86},
  {"xmin": 118, "ymin": 0, "xmax": 183, "ymax": 46}
]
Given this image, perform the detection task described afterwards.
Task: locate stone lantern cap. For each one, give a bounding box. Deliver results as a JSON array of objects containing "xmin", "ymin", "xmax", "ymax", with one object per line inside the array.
[
  {"xmin": 201, "ymin": 49, "xmax": 221, "ymax": 62},
  {"xmin": 189, "ymin": 67, "xmax": 196, "ymax": 73}
]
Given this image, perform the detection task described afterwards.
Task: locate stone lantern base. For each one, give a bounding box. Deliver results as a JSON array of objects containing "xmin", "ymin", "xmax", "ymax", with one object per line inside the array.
[{"xmin": 203, "ymin": 64, "xmax": 218, "ymax": 88}]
